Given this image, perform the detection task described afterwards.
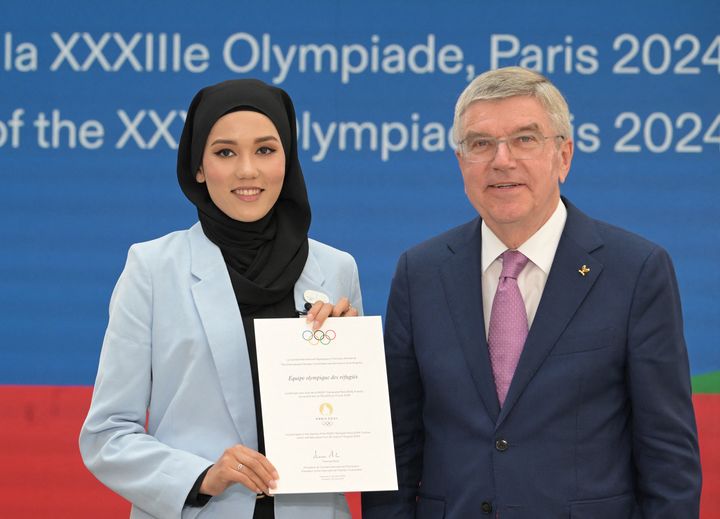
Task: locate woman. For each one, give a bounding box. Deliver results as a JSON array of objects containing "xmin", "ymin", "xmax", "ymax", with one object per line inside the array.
[{"xmin": 80, "ymin": 79, "xmax": 361, "ymax": 519}]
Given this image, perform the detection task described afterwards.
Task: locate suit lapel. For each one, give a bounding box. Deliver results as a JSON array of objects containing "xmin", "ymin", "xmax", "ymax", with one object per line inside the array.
[
  {"xmin": 188, "ymin": 224, "xmax": 257, "ymax": 445},
  {"xmin": 497, "ymin": 201, "xmax": 604, "ymax": 426},
  {"xmin": 440, "ymin": 220, "xmax": 501, "ymax": 422}
]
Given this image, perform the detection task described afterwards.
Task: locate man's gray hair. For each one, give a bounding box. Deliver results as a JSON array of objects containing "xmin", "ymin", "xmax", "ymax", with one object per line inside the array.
[{"xmin": 453, "ymin": 67, "xmax": 571, "ymax": 144}]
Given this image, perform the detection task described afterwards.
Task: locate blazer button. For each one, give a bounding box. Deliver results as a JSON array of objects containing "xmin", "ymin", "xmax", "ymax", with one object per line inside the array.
[
  {"xmin": 495, "ymin": 438, "xmax": 509, "ymax": 451},
  {"xmin": 481, "ymin": 501, "xmax": 493, "ymax": 514}
]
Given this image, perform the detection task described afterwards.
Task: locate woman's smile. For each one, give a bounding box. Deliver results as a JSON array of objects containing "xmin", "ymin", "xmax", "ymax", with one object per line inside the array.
[{"xmin": 232, "ymin": 187, "xmax": 264, "ymax": 201}]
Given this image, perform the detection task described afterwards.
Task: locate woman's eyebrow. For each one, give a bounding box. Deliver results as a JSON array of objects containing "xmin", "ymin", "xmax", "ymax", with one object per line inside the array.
[
  {"xmin": 209, "ymin": 138, "xmax": 236, "ymax": 146},
  {"xmin": 255, "ymin": 135, "xmax": 280, "ymax": 143},
  {"xmin": 210, "ymin": 135, "xmax": 280, "ymax": 146}
]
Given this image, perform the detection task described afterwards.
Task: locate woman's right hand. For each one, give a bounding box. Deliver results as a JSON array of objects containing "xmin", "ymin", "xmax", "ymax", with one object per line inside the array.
[
  {"xmin": 200, "ymin": 445, "xmax": 278, "ymax": 496},
  {"xmin": 306, "ymin": 296, "xmax": 358, "ymax": 330}
]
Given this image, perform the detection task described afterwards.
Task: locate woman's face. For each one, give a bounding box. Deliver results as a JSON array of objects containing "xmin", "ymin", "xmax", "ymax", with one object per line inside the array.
[{"xmin": 196, "ymin": 111, "xmax": 286, "ymax": 222}]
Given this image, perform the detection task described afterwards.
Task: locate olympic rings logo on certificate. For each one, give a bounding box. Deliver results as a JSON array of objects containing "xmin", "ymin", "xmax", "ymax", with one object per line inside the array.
[{"xmin": 302, "ymin": 329, "xmax": 337, "ymax": 345}]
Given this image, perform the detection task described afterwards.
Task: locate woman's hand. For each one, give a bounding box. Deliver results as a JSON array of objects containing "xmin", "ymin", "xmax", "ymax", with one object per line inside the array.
[
  {"xmin": 306, "ymin": 296, "xmax": 358, "ymax": 330},
  {"xmin": 200, "ymin": 445, "xmax": 278, "ymax": 496}
]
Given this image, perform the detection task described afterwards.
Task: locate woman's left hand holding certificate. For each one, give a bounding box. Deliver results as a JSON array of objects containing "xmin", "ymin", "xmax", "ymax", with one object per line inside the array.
[{"xmin": 200, "ymin": 444, "xmax": 279, "ymax": 496}]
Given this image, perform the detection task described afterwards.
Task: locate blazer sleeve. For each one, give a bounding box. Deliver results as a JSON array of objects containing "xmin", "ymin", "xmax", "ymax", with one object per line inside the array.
[
  {"xmin": 79, "ymin": 245, "xmax": 213, "ymax": 519},
  {"xmin": 627, "ymin": 246, "xmax": 701, "ymax": 517},
  {"xmin": 362, "ymin": 252, "xmax": 423, "ymax": 519}
]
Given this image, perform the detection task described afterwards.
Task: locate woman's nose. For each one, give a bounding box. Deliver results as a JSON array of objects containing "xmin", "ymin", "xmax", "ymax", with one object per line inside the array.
[{"xmin": 234, "ymin": 155, "xmax": 259, "ymax": 178}]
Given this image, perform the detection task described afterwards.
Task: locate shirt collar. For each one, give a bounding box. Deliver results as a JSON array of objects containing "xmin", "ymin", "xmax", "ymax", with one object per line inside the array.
[{"xmin": 481, "ymin": 199, "xmax": 567, "ymax": 274}]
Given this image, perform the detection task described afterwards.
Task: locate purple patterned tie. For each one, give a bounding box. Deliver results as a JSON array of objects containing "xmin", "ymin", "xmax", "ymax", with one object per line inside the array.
[{"xmin": 488, "ymin": 250, "xmax": 529, "ymax": 407}]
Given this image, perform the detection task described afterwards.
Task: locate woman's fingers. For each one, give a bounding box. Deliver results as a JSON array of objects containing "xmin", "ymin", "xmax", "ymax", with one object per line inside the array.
[
  {"xmin": 306, "ymin": 297, "xmax": 357, "ymax": 330},
  {"xmin": 307, "ymin": 301, "xmax": 332, "ymax": 330},
  {"xmin": 232, "ymin": 446, "xmax": 278, "ymax": 493},
  {"xmin": 331, "ymin": 297, "xmax": 354, "ymax": 317},
  {"xmin": 235, "ymin": 462, "xmax": 270, "ymax": 494}
]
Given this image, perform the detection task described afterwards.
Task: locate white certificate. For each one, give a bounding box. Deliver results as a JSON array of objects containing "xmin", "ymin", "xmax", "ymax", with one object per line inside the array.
[{"xmin": 254, "ymin": 316, "xmax": 398, "ymax": 494}]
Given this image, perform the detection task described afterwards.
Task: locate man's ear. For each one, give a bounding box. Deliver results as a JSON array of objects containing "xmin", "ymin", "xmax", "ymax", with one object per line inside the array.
[{"xmin": 558, "ymin": 138, "xmax": 573, "ymax": 184}]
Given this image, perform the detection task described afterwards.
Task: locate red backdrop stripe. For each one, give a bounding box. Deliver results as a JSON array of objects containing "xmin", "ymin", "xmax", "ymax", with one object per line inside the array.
[{"xmin": 0, "ymin": 385, "xmax": 716, "ymax": 518}]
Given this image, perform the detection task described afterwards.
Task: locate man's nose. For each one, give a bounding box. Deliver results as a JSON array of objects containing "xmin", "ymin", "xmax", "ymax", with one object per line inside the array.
[{"xmin": 490, "ymin": 140, "xmax": 516, "ymax": 167}]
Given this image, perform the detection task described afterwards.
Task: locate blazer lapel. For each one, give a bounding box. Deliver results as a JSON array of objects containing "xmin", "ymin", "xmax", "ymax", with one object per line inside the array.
[
  {"xmin": 440, "ymin": 219, "xmax": 501, "ymax": 422},
  {"xmin": 293, "ymin": 243, "xmax": 327, "ymax": 310},
  {"xmin": 188, "ymin": 224, "xmax": 257, "ymax": 446},
  {"xmin": 497, "ymin": 201, "xmax": 604, "ymax": 426}
]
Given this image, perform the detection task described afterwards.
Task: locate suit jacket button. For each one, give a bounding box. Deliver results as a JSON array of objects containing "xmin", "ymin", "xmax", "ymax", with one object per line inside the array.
[
  {"xmin": 495, "ymin": 438, "xmax": 509, "ymax": 451},
  {"xmin": 481, "ymin": 501, "xmax": 493, "ymax": 514}
]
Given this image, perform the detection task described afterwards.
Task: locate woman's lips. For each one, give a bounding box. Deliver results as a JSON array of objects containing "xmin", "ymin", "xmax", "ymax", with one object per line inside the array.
[{"xmin": 231, "ymin": 187, "xmax": 263, "ymax": 201}]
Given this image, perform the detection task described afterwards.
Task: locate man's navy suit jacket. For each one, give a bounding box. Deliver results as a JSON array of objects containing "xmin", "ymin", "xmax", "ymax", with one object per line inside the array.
[{"xmin": 363, "ymin": 198, "xmax": 701, "ymax": 518}]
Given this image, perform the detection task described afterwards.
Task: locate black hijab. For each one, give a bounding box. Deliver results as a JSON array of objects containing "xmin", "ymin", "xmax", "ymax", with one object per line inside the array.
[{"xmin": 177, "ymin": 79, "xmax": 310, "ymax": 314}]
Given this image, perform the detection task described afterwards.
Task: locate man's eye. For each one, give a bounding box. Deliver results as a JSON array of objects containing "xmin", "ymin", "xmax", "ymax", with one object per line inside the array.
[
  {"xmin": 470, "ymin": 138, "xmax": 492, "ymax": 149},
  {"xmin": 515, "ymin": 134, "xmax": 539, "ymax": 144}
]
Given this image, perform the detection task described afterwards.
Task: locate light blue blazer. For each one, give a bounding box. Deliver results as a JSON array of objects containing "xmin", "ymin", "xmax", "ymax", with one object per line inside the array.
[{"xmin": 80, "ymin": 223, "xmax": 362, "ymax": 519}]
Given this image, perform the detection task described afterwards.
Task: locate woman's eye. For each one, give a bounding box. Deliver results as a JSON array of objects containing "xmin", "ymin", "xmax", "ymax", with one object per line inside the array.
[
  {"xmin": 257, "ymin": 146, "xmax": 276, "ymax": 155},
  {"xmin": 215, "ymin": 148, "xmax": 235, "ymax": 158}
]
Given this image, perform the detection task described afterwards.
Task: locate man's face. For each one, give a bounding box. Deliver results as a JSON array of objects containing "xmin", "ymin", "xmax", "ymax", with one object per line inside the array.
[{"xmin": 456, "ymin": 96, "xmax": 573, "ymax": 240}]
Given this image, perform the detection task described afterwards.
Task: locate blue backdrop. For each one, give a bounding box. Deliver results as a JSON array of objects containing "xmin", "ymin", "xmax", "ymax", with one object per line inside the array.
[{"xmin": 1, "ymin": 0, "xmax": 718, "ymax": 385}]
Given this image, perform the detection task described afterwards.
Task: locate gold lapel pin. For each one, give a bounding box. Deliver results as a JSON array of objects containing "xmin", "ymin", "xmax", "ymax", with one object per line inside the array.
[{"xmin": 578, "ymin": 265, "xmax": 590, "ymax": 277}]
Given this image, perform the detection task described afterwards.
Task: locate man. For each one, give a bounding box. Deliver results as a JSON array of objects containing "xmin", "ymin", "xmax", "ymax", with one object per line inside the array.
[{"xmin": 362, "ymin": 67, "xmax": 701, "ymax": 518}]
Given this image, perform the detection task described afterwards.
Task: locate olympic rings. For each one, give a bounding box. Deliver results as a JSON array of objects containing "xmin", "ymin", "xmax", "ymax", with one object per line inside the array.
[{"xmin": 301, "ymin": 329, "xmax": 336, "ymax": 345}]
